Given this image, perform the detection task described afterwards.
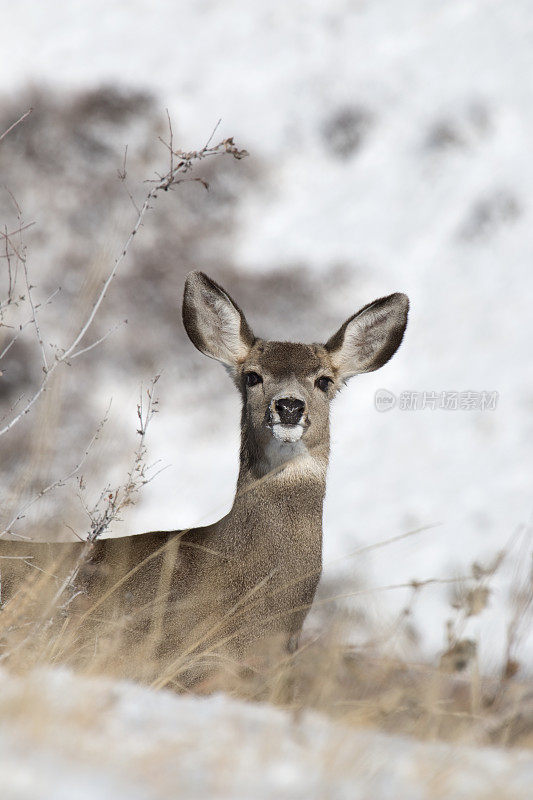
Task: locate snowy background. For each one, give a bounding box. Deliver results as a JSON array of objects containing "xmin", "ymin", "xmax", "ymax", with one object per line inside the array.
[{"xmin": 1, "ymin": 0, "xmax": 532, "ymax": 670}]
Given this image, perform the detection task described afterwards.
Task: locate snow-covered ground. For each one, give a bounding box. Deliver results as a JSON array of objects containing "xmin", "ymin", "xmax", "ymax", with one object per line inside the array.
[
  {"xmin": 1, "ymin": 668, "xmax": 531, "ymax": 800},
  {"xmin": 1, "ymin": 1, "xmax": 532, "ymax": 669}
]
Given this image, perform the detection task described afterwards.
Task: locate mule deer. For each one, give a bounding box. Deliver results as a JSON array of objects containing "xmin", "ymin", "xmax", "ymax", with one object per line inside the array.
[{"xmin": 0, "ymin": 272, "xmax": 408, "ymax": 686}]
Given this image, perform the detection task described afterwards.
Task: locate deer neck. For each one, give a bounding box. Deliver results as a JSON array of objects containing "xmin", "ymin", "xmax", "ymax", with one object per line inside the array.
[{"xmin": 233, "ymin": 415, "xmax": 329, "ymax": 523}]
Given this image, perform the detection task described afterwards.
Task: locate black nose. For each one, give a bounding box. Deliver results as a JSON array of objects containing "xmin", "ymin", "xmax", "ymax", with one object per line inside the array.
[{"xmin": 275, "ymin": 397, "xmax": 305, "ymax": 425}]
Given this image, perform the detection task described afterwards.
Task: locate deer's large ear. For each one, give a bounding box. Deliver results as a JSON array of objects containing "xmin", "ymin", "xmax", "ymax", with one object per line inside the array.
[
  {"xmin": 325, "ymin": 293, "xmax": 409, "ymax": 380},
  {"xmin": 182, "ymin": 271, "xmax": 255, "ymax": 367}
]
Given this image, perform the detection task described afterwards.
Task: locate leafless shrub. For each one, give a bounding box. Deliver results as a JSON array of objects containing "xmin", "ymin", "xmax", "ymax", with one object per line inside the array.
[
  {"xmin": 81, "ymin": 375, "xmax": 163, "ymax": 543},
  {"xmin": 2, "ymin": 126, "xmax": 247, "ymax": 439},
  {"xmin": 0, "ymin": 86, "xmax": 253, "ymax": 537}
]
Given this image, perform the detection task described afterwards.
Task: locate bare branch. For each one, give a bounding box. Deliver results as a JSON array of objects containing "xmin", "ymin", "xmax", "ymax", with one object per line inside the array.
[
  {"xmin": 0, "ymin": 402, "xmax": 112, "ymax": 538},
  {"xmin": 80, "ymin": 374, "xmax": 161, "ymax": 543},
  {"xmin": 204, "ymin": 118, "xmax": 222, "ymax": 150},
  {"xmin": 69, "ymin": 319, "xmax": 127, "ymax": 360},
  {"xmin": 0, "ymin": 119, "xmax": 248, "ymax": 439},
  {"xmin": 0, "ymin": 288, "xmax": 60, "ymax": 361},
  {"xmin": 21, "ymin": 245, "xmax": 48, "ymax": 374},
  {"xmin": 0, "ymin": 107, "xmax": 33, "ymax": 144}
]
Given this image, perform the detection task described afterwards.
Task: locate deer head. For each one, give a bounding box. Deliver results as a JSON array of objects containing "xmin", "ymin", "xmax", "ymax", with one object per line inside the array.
[{"xmin": 182, "ymin": 271, "xmax": 408, "ymax": 478}]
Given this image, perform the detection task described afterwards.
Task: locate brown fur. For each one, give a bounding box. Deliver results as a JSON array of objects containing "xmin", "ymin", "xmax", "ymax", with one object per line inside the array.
[{"xmin": 0, "ymin": 272, "xmax": 408, "ymax": 685}]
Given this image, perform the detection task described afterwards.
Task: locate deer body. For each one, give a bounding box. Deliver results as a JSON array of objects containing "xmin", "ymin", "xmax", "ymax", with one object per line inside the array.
[{"xmin": 0, "ymin": 273, "xmax": 408, "ymax": 684}]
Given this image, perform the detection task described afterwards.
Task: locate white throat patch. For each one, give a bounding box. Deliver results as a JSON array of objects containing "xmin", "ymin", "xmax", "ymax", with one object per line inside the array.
[
  {"xmin": 261, "ymin": 436, "xmax": 326, "ymax": 483},
  {"xmin": 263, "ymin": 429, "xmax": 307, "ymax": 473},
  {"xmin": 271, "ymin": 423, "xmax": 304, "ymax": 444}
]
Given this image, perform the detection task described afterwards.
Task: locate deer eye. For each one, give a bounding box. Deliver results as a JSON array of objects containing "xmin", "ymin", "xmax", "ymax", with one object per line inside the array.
[
  {"xmin": 244, "ymin": 371, "xmax": 263, "ymax": 387},
  {"xmin": 315, "ymin": 376, "xmax": 333, "ymax": 393}
]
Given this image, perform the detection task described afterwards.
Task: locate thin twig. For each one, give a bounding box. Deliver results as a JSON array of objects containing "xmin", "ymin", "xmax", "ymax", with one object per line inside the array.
[
  {"xmin": 69, "ymin": 319, "xmax": 127, "ymax": 360},
  {"xmin": 204, "ymin": 118, "xmax": 222, "ymax": 150},
  {"xmin": 0, "ymin": 107, "xmax": 33, "ymax": 144},
  {"xmin": 82, "ymin": 375, "xmax": 161, "ymax": 542},
  {"xmin": 0, "ymin": 288, "xmax": 60, "ymax": 361},
  {"xmin": 22, "ymin": 256, "xmax": 48, "ymax": 373},
  {"xmin": 1, "ymin": 402, "xmax": 112, "ymax": 538}
]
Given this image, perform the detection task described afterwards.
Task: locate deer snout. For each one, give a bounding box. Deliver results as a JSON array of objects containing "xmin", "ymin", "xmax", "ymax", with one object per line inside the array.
[{"xmin": 275, "ymin": 397, "xmax": 305, "ymax": 426}]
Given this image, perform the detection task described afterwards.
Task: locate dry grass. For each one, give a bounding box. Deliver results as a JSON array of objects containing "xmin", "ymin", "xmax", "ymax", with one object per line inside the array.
[{"xmin": 0, "ymin": 520, "xmax": 531, "ymax": 752}]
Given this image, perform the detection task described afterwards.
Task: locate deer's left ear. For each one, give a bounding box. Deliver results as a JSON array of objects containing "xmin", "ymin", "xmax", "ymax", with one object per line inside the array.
[{"xmin": 325, "ymin": 293, "xmax": 409, "ymax": 380}]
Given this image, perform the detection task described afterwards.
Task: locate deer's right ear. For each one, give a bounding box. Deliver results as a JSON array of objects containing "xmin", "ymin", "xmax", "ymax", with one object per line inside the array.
[{"xmin": 182, "ymin": 271, "xmax": 255, "ymax": 367}]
